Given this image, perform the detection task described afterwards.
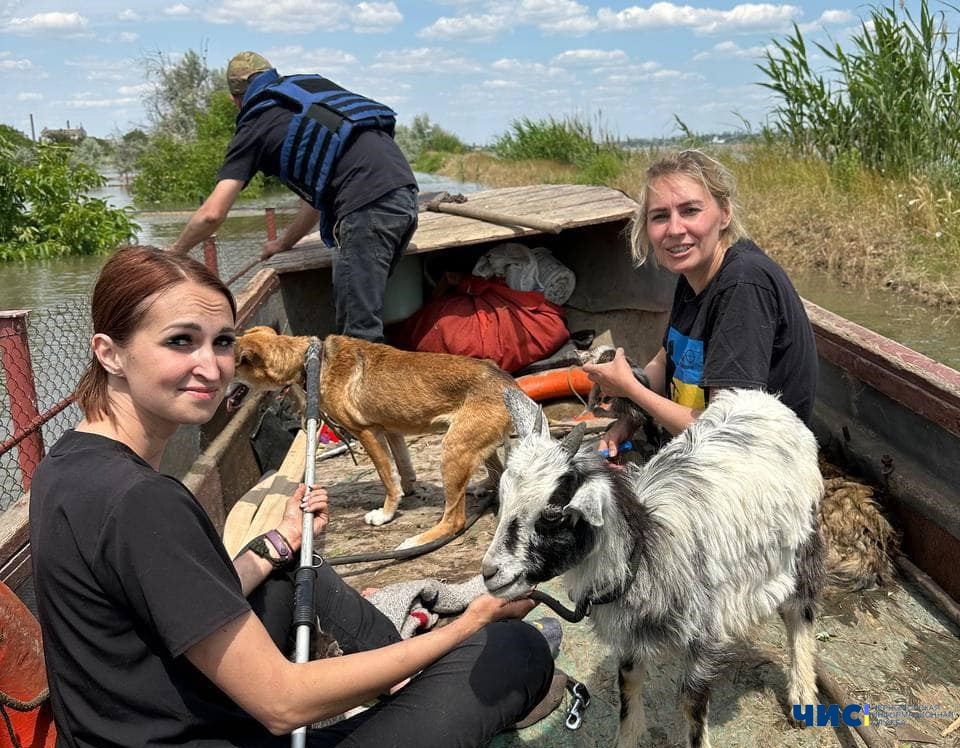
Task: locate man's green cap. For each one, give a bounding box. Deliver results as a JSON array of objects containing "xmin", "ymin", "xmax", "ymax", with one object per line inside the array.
[{"xmin": 227, "ymin": 51, "xmax": 272, "ymax": 95}]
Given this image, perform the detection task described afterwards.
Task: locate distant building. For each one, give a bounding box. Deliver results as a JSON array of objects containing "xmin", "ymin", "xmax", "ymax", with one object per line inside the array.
[{"xmin": 40, "ymin": 125, "xmax": 87, "ymax": 144}]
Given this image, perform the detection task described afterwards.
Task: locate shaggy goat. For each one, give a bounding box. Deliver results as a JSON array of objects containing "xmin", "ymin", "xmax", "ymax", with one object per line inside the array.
[{"xmin": 482, "ymin": 387, "xmax": 825, "ymax": 748}]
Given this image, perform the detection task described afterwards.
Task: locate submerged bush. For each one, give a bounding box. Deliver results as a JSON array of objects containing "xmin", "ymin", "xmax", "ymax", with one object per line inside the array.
[{"xmin": 0, "ymin": 135, "xmax": 138, "ymax": 261}]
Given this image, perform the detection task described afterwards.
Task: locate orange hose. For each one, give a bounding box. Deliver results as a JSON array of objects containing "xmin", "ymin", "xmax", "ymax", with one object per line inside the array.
[{"xmin": 515, "ymin": 366, "xmax": 593, "ymax": 402}]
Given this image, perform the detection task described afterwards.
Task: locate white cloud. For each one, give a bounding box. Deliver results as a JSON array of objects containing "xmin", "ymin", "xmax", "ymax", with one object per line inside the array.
[
  {"xmin": 419, "ymin": 13, "xmax": 509, "ymax": 40},
  {"xmin": 118, "ymin": 9, "xmax": 141, "ymax": 21},
  {"xmin": 118, "ymin": 83, "xmax": 153, "ymax": 96},
  {"xmin": 371, "ymin": 47, "xmax": 481, "ymax": 74},
  {"xmin": 482, "ymin": 78, "xmax": 524, "ymax": 89},
  {"xmin": 163, "ymin": 4, "xmax": 192, "ymax": 16},
  {"xmin": 596, "ymin": 2, "xmax": 800, "ymax": 35},
  {"xmin": 491, "ymin": 58, "xmax": 565, "ymax": 79},
  {"xmin": 0, "ymin": 56, "xmax": 32, "ymax": 72},
  {"xmin": 552, "ymin": 48, "xmax": 627, "ymax": 65},
  {"xmin": 506, "ymin": 0, "xmax": 596, "ymax": 33},
  {"xmin": 4, "ymin": 11, "xmax": 88, "ymax": 34},
  {"xmin": 693, "ymin": 40, "xmax": 773, "ymax": 60},
  {"xmin": 17, "ymin": 92, "xmax": 42, "ymax": 101},
  {"xmin": 423, "ymin": 0, "xmax": 596, "ymax": 38},
  {"xmin": 207, "ymin": 0, "xmax": 353, "ymax": 33},
  {"xmin": 353, "ymin": 2, "xmax": 403, "ymax": 33},
  {"xmin": 268, "ymin": 46, "xmax": 359, "ymax": 75},
  {"xmin": 62, "ymin": 96, "xmax": 140, "ymax": 109},
  {"xmin": 817, "ymin": 9, "xmax": 854, "ymax": 25}
]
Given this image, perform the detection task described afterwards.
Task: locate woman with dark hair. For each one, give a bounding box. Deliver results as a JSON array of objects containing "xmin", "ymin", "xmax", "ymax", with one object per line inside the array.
[
  {"xmin": 585, "ymin": 150, "xmax": 817, "ymax": 453},
  {"xmin": 30, "ymin": 245, "xmax": 553, "ymax": 747}
]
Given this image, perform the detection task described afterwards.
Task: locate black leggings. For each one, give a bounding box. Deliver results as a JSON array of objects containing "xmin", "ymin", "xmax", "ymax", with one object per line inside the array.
[{"xmin": 247, "ymin": 562, "xmax": 554, "ymax": 748}]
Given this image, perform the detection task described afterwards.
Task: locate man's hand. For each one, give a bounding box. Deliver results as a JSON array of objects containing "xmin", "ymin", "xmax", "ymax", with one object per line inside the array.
[{"xmin": 261, "ymin": 239, "xmax": 291, "ymax": 261}]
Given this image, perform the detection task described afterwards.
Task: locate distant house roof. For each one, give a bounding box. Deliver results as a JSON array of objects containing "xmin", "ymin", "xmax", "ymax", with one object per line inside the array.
[{"xmin": 40, "ymin": 126, "xmax": 87, "ymax": 143}]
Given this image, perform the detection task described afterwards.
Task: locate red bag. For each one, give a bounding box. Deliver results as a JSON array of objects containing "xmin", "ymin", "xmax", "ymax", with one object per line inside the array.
[
  {"xmin": 391, "ymin": 276, "xmax": 569, "ymax": 373},
  {"xmin": 0, "ymin": 582, "xmax": 56, "ymax": 748}
]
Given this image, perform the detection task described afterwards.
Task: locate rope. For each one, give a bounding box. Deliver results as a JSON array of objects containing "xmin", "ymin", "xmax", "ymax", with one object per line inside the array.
[{"xmin": 566, "ymin": 366, "xmax": 588, "ymax": 407}]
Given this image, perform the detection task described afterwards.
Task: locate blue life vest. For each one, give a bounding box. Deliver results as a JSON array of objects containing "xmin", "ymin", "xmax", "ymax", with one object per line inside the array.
[{"xmin": 238, "ymin": 69, "xmax": 397, "ymax": 245}]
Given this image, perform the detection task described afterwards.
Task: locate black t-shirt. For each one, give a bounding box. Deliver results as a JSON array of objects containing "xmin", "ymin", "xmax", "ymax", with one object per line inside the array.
[
  {"xmin": 29, "ymin": 431, "xmax": 275, "ymax": 747},
  {"xmin": 663, "ymin": 238, "xmax": 818, "ymax": 424},
  {"xmin": 217, "ymin": 102, "xmax": 416, "ymax": 226}
]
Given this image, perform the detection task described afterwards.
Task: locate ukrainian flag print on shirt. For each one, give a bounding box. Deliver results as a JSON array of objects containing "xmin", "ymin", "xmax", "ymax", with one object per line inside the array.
[{"xmin": 665, "ymin": 326, "xmax": 706, "ymax": 410}]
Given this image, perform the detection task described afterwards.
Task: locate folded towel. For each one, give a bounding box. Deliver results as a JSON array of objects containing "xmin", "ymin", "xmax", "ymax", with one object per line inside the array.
[
  {"xmin": 531, "ymin": 246, "xmax": 576, "ymax": 306},
  {"xmin": 472, "ymin": 243, "xmax": 576, "ymax": 306},
  {"xmin": 367, "ymin": 575, "xmax": 488, "ymax": 638}
]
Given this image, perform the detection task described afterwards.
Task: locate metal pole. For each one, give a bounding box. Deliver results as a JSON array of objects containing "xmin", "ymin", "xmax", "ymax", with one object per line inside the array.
[
  {"xmin": 202, "ymin": 236, "xmax": 219, "ymax": 277},
  {"xmin": 291, "ymin": 337, "xmax": 322, "ymax": 748},
  {"xmin": 265, "ymin": 207, "xmax": 277, "ymax": 241},
  {"xmin": 0, "ymin": 311, "xmax": 43, "ymax": 491}
]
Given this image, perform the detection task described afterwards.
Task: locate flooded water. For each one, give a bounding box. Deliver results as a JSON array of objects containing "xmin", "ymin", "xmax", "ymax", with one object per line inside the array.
[
  {"xmin": 0, "ymin": 172, "xmax": 485, "ymax": 310},
  {"xmin": 792, "ymin": 270, "xmax": 960, "ymax": 370},
  {"xmin": 1, "ymin": 172, "xmax": 959, "ymax": 367}
]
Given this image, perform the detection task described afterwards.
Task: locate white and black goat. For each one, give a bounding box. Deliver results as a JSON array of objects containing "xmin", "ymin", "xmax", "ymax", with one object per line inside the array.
[{"xmin": 482, "ymin": 387, "xmax": 825, "ymax": 748}]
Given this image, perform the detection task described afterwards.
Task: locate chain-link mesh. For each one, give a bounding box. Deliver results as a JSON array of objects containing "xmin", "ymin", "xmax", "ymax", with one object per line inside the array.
[
  {"xmin": 1, "ymin": 299, "xmax": 91, "ymax": 510},
  {"xmin": 0, "ymin": 217, "xmax": 286, "ymax": 513}
]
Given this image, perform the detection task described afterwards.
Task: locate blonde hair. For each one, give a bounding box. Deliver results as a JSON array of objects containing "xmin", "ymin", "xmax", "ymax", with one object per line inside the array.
[
  {"xmin": 73, "ymin": 246, "xmax": 236, "ymax": 421},
  {"xmin": 629, "ymin": 149, "xmax": 747, "ymax": 265}
]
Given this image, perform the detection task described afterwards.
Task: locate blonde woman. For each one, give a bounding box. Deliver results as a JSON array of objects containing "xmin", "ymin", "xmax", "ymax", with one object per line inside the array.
[{"xmin": 586, "ymin": 150, "xmax": 817, "ymax": 454}]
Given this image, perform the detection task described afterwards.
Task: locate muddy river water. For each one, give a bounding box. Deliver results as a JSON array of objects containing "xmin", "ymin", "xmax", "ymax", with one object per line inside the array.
[{"xmin": 1, "ymin": 171, "xmax": 958, "ymax": 371}]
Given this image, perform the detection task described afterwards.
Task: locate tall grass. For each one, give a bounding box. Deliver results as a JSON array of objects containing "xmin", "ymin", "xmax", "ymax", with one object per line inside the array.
[
  {"xmin": 492, "ymin": 115, "xmax": 629, "ymax": 184},
  {"xmin": 758, "ymin": 0, "xmax": 960, "ymax": 180},
  {"xmin": 436, "ymin": 142, "xmax": 960, "ymax": 311}
]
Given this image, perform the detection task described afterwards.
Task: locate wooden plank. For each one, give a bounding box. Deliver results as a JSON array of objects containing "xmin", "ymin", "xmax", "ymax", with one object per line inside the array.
[
  {"xmin": 0, "ymin": 543, "xmax": 31, "ymax": 592},
  {"xmin": 235, "ymin": 268, "xmax": 281, "ymax": 326},
  {"xmin": 269, "ymin": 184, "xmax": 638, "ymax": 275},
  {"xmin": 0, "ymin": 492, "xmax": 31, "ymax": 588},
  {"xmin": 222, "ymin": 470, "xmax": 283, "ymax": 557},
  {"xmin": 221, "ymin": 430, "xmax": 308, "ymax": 556},
  {"xmin": 0, "ymin": 493, "xmax": 29, "ymax": 563},
  {"xmin": 805, "ymin": 299, "xmax": 960, "ymax": 438}
]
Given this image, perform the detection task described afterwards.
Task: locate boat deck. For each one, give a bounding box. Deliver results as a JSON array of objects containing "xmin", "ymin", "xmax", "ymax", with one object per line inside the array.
[
  {"xmin": 304, "ymin": 431, "xmax": 960, "ymax": 748},
  {"xmin": 262, "ymin": 184, "xmax": 640, "ymax": 274}
]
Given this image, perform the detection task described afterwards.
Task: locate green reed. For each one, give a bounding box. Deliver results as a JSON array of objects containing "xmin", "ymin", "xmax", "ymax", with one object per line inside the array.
[{"xmin": 758, "ymin": 0, "xmax": 960, "ymax": 181}]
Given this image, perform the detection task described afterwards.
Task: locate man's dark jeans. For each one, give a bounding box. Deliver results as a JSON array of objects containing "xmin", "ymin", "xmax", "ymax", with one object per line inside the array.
[{"xmin": 332, "ymin": 185, "xmax": 418, "ymax": 342}]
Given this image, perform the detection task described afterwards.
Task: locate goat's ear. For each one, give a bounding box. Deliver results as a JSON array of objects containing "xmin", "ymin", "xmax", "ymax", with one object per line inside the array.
[
  {"xmin": 563, "ymin": 480, "xmax": 605, "ymax": 527},
  {"xmin": 504, "ymin": 387, "xmax": 550, "ymax": 439},
  {"xmin": 559, "ymin": 423, "xmax": 586, "ymax": 456}
]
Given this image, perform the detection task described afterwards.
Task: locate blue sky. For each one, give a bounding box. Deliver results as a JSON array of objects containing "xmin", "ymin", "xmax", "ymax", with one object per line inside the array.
[{"xmin": 0, "ymin": 0, "xmax": 929, "ymax": 146}]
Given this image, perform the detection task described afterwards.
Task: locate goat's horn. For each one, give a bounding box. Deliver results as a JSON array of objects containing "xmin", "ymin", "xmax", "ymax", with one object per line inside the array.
[
  {"xmin": 533, "ymin": 408, "xmax": 545, "ymax": 436},
  {"xmin": 560, "ymin": 423, "xmax": 586, "ymax": 456}
]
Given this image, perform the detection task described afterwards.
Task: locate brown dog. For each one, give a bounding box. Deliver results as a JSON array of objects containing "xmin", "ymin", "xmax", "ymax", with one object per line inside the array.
[{"xmin": 226, "ymin": 326, "xmax": 519, "ymax": 549}]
